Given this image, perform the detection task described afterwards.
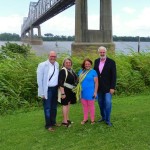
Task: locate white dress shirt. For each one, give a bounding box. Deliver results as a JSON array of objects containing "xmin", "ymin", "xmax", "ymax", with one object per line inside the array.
[
  {"xmin": 48, "ymin": 62, "xmax": 59, "ymax": 87},
  {"xmin": 37, "ymin": 60, "xmax": 59, "ymax": 99}
]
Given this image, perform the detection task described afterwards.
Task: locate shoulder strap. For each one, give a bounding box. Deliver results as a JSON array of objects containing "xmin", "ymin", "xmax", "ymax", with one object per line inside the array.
[
  {"xmin": 62, "ymin": 67, "xmax": 68, "ymax": 82},
  {"xmin": 79, "ymin": 69, "xmax": 91, "ymax": 83},
  {"xmin": 49, "ymin": 65, "xmax": 55, "ymax": 81}
]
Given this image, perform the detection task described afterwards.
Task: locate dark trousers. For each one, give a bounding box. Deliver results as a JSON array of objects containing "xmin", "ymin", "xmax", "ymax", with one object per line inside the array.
[
  {"xmin": 43, "ymin": 86, "xmax": 58, "ymax": 128},
  {"xmin": 97, "ymin": 92, "xmax": 112, "ymax": 123}
]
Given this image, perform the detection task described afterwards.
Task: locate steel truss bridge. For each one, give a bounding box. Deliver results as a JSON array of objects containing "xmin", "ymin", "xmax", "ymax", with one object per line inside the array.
[{"xmin": 21, "ymin": 0, "xmax": 75, "ymax": 37}]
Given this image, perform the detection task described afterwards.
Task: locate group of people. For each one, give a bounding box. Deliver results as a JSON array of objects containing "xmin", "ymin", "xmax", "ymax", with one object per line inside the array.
[{"xmin": 37, "ymin": 46, "xmax": 116, "ymax": 131}]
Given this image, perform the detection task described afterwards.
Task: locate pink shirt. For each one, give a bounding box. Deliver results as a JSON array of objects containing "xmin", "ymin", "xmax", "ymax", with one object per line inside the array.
[{"xmin": 99, "ymin": 58, "xmax": 106, "ymax": 73}]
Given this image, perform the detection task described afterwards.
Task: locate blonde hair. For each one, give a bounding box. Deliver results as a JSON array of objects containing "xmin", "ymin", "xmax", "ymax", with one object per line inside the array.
[{"xmin": 62, "ymin": 57, "xmax": 72, "ymax": 67}]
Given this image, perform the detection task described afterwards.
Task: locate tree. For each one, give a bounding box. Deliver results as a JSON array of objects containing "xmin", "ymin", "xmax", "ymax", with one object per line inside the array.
[
  {"xmin": 44, "ymin": 33, "xmax": 53, "ymax": 37},
  {"xmin": 0, "ymin": 33, "xmax": 20, "ymax": 41}
]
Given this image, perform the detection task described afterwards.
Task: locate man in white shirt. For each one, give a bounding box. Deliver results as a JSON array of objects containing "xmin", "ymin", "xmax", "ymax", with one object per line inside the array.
[{"xmin": 37, "ymin": 51, "xmax": 59, "ymax": 131}]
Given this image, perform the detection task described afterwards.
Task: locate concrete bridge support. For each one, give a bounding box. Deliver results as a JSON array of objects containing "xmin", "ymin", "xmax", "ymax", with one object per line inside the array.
[
  {"xmin": 21, "ymin": 25, "xmax": 43, "ymax": 45},
  {"xmin": 72, "ymin": 0, "xmax": 115, "ymax": 55}
]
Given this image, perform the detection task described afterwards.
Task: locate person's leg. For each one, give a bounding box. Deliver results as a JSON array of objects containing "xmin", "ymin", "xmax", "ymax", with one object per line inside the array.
[
  {"xmin": 105, "ymin": 93, "xmax": 112, "ymax": 124},
  {"xmin": 66, "ymin": 102, "xmax": 74, "ymax": 124},
  {"xmin": 62, "ymin": 105, "xmax": 68, "ymax": 123},
  {"xmin": 66, "ymin": 102, "xmax": 70, "ymax": 121},
  {"xmin": 81, "ymin": 99, "xmax": 88, "ymax": 122},
  {"xmin": 97, "ymin": 92, "xmax": 106, "ymax": 121},
  {"xmin": 62, "ymin": 104, "xmax": 71, "ymax": 127},
  {"xmin": 50, "ymin": 87, "xmax": 58, "ymax": 126},
  {"xmin": 88, "ymin": 100, "xmax": 95, "ymax": 122},
  {"xmin": 43, "ymin": 89, "xmax": 52, "ymax": 129}
]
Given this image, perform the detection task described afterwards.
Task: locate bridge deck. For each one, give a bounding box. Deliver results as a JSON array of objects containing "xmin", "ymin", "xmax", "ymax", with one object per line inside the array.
[{"xmin": 21, "ymin": 0, "xmax": 75, "ymax": 35}]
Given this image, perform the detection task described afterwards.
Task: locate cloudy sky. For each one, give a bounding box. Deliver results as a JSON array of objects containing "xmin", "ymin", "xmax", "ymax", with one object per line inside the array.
[{"xmin": 0, "ymin": 0, "xmax": 150, "ymax": 37}]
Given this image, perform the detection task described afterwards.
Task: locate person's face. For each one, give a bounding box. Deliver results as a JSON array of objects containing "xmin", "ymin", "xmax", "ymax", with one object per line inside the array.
[
  {"xmin": 48, "ymin": 52, "xmax": 57, "ymax": 64},
  {"xmin": 99, "ymin": 49, "xmax": 106, "ymax": 59},
  {"xmin": 84, "ymin": 61, "xmax": 91, "ymax": 70},
  {"xmin": 64, "ymin": 60, "xmax": 72, "ymax": 69}
]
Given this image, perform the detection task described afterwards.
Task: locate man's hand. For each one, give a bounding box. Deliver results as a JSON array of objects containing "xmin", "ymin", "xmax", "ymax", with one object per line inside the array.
[
  {"xmin": 42, "ymin": 95, "xmax": 46, "ymax": 99},
  {"xmin": 110, "ymin": 89, "xmax": 115, "ymax": 95}
]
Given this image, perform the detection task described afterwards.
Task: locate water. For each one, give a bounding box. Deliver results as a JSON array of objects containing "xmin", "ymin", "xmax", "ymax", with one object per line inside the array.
[
  {"xmin": 0, "ymin": 41, "xmax": 150, "ymax": 55},
  {"xmin": 0, "ymin": 41, "xmax": 72, "ymax": 56},
  {"xmin": 115, "ymin": 41, "xmax": 150, "ymax": 54}
]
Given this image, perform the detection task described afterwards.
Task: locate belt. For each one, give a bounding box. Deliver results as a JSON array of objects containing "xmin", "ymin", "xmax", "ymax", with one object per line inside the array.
[{"xmin": 48, "ymin": 85, "xmax": 58, "ymax": 88}]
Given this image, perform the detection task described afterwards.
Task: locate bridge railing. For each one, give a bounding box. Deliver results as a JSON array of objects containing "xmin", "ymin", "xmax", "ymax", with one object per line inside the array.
[{"xmin": 21, "ymin": 0, "xmax": 61, "ymax": 35}]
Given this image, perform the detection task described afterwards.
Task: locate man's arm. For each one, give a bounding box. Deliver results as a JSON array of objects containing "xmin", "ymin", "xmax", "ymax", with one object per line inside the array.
[
  {"xmin": 110, "ymin": 60, "xmax": 116, "ymax": 94},
  {"xmin": 37, "ymin": 63, "xmax": 45, "ymax": 99}
]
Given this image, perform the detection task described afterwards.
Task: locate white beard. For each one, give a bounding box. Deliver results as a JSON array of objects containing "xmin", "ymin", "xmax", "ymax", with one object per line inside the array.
[{"xmin": 100, "ymin": 56, "xmax": 106, "ymax": 60}]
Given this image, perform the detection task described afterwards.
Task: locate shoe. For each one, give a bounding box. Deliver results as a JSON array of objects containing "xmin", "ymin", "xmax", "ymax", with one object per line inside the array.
[
  {"xmin": 61, "ymin": 122, "xmax": 71, "ymax": 128},
  {"xmin": 81, "ymin": 120, "xmax": 88, "ymax": 125},
  {"xmin": 53, "ymin": 123, "xmax": 61, "ymax": 127},
  {"xmin": 67, "ymin": 120, "xmax": 74, "ymax": 124},
  {"xmin": 91, "ymin": 121, "xmax": 95, "ymax": 125},
  {"xmin": 98, "ymin": 119, "xmax": 105, "ymax": 122},
  {"xmin": 47, "ymin": 127, "xmax": 55, "ymax": 132},
  {"xmin": 106, "ymin": 122, "xmax": 113, "ymax": 127}
]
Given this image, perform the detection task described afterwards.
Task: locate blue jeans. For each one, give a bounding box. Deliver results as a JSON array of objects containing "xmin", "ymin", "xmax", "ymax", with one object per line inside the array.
[
  {"xmin": 43, "ymin": 86, "xmax": 58, "ymax": 129},
  {"xmin": 97, "ymin": 92, "xmax": 112, "ymax": 123}
]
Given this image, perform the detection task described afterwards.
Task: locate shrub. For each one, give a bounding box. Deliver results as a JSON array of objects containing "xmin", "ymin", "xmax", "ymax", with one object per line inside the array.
[
  {"xmin": 1, "ymin": 42, "xmax": 31, "ymax": 58},
  {"xmin": 0, "ymin": 43, "xmax": 42, "ymax": 114},
  {"xmin": 0, "ymin": 43, "xmax": 150, "ymax": 114}
]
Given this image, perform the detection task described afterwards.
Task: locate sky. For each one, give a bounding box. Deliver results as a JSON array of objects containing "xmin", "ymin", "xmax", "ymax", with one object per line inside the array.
[{"xmin": 0, "ymin": 0, "xmax": 150, "ymax": 37}]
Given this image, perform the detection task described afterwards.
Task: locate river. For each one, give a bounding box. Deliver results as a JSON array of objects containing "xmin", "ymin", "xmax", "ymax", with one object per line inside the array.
[{"xmin": 0, "ymin": 41, "xmax": 150, "ymax": 56}]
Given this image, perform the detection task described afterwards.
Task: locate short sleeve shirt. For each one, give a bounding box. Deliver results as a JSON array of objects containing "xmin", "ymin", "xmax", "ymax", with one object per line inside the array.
[{"xmin": 78, "ymin": 69, "xmax": 98, "ymax": 100}]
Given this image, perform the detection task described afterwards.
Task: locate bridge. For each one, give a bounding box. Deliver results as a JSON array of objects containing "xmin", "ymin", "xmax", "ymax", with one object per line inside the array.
[{"xmin": 21, "ymin": 0, "xmax": 115, "ymax": 53}]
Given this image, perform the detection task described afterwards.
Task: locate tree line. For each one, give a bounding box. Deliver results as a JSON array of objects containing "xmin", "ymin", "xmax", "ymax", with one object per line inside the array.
[
  {"xmin": 0, "ymin": 33, "xmax": 20, "ymax": 41},
  {"xmin": 0, "ymin": 33, "xmax": 150, "ymax": 42}
]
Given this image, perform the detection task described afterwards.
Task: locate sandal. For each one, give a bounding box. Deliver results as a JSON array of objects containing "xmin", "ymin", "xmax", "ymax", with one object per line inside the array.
[
  {"xmin": 81, "ymin": 120, "xmax": 88, "ymax": 125},
  {"xmin": 61, "ymin": 122, "xmax": 71, "ymax": 128},
  {"xmin": 67, "ymin": 120, "xmax": 74, "ymax": 124},
  {"xmin": 91, "ymin": 121, "xmax": 95, "ymax": 125}
]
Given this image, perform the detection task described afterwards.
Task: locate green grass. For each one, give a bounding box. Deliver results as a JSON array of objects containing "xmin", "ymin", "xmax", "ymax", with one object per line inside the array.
[{"xmin": 0, "ymin": 94, "xmax": 150, "ymax": 150}]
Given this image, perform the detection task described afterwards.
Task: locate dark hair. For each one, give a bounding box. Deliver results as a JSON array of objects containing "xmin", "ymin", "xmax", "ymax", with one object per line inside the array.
[
  {"xmin": 81, "ymin": 58, "xmax": 93, "ymax": 69},
  {"xmin": 62, "ymin": 58, "xmax": 72, "ymax": 67}
]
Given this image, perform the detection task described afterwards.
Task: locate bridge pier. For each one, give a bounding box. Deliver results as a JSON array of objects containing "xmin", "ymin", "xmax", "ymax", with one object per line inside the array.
[
  {"xmin": 72, "ymin": 0, "xmax": 115, "ymax": 55},
  {"xmin": 72, "ymin": 42, "xmax": 115, "ymax": 55},
  {"xmin": 21, "ymin": 25, "xmax": 43, "ymax": 45}
]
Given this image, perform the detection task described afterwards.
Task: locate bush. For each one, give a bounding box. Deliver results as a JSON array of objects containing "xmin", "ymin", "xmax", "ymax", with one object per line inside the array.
[
  {"xmin": 129, "ymin": 52, "xmax": 150, "ymax": 87},
  {"xmin": 1, "ymin": 42, "xmax": 31, "ymax": 58},
  {"xmin": 0, "ymin": 43, "xmax": 42, "ymax": 114},
  {"xmin": 114, "ymin": 53, "xmax": 147, "ymax": 95},
  {"xmin": 0, "ymin": 43, "xmax": 150, "ymax": 114}
]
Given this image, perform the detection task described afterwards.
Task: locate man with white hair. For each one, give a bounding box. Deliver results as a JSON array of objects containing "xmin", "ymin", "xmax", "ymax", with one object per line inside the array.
[{"xmin": 94, "ymin": 46, "xmax": 116, "ymax": 126}]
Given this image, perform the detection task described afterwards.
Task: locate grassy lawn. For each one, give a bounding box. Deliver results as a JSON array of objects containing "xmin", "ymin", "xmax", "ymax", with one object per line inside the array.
[{"xmin": 0, "ymin": 94, "xmax": 150, "ymax": 150}]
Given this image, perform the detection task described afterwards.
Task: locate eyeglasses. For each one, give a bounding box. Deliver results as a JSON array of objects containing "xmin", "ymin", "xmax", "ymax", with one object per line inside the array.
[{"xmin": 50, "ymin": 56, "xmax": 56, "ymax": 58}]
